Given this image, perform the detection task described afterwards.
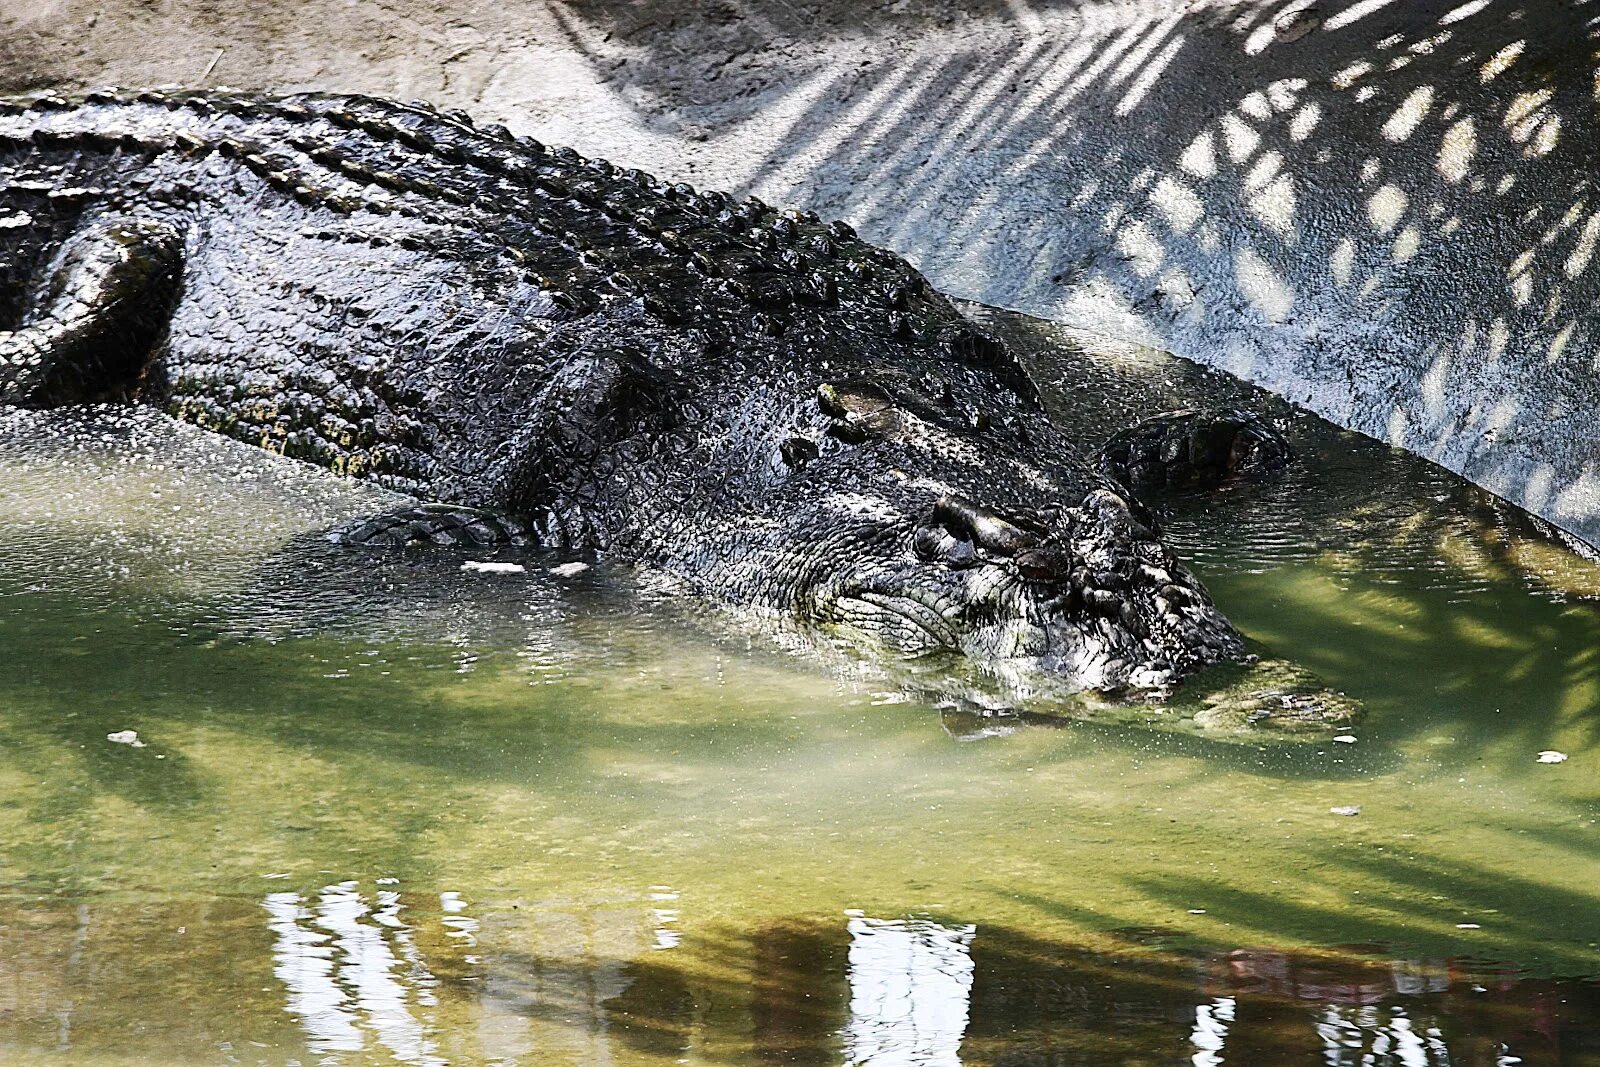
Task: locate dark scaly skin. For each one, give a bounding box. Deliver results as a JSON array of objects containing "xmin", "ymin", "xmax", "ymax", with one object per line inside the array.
[{"xmin": 0, "ymin": 89, "xmax": 1272, "ymax": 695}]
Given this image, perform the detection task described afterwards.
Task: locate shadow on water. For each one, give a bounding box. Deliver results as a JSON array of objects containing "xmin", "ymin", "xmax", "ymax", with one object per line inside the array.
[{"xmin": 0, "ymin": 583, "xmax": 819, "ymax": 798}]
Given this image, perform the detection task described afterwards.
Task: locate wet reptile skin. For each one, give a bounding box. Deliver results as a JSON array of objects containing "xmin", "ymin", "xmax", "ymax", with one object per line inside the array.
[{"xmin": 0, "ymin": 89, "xmax": 1274, "ymax": 695}]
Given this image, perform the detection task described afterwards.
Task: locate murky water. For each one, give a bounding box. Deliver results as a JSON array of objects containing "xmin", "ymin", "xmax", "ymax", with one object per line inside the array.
[{"xmin": 0, "ymin": 310, "xmax": 1596, "ymax": 1065}]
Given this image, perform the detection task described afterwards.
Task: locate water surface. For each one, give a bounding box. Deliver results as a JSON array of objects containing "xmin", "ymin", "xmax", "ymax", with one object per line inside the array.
[{"xmin": 0, "ymin": 311, "xmax": 1595, "ymax": 1064}]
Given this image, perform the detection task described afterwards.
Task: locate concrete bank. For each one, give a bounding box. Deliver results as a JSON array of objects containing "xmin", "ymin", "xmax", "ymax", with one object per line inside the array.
[{"xmin": 5, "ymin": 0, "xmax": 1599, "ymax": 541}]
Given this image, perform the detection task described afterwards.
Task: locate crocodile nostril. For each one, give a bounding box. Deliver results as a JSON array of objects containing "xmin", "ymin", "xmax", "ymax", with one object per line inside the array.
[
  {"xmin": 945, "ymin": 539, "xmax": 978, "ymax": 568},
  {"xmin": 913, "ymin": 524, "xmax": 980, "ymax": 569},
  {"xmin": 930, "ymin": 495, "xmax": 1038, "ymax": 556},
  {"xmin": 912, "ymin": 524, "xmax": 946, "ymax": 562}
]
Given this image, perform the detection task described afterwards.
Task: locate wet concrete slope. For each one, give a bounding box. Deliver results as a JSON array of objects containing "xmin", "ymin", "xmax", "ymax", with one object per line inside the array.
[{"xmin": 5, "ymin": 0, "xmax": 1599, "ymax": 541}]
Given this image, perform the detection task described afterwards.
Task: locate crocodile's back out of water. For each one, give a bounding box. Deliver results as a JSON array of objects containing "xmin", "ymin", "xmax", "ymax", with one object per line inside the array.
[
  {"xmin": 0, "ymin": 90, "xmax": 1011, "ymax": 504},
  {"xmin": 0, "ymin": 90, "xmax": 1290, "ymax": 700}
]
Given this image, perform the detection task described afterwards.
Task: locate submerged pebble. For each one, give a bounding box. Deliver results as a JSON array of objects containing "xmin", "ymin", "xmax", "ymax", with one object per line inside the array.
[
  {"xmin": 106, "ymin": 729, "xmax": 146, "ymax": 747},
  {"xmin": 1536, "ymin": 750, "xmax": 1568, "ymax": 763},
  {"xmin": 1329, "ymin": 805, "xmax": 1361, "ymax": 816}
]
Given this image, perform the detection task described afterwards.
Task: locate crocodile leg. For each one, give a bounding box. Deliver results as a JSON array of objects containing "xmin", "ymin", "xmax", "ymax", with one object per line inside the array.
[
  {"xmin": 0, "ymin": 208, "xmax": 186, "ymax": 407},
  {"xmin": 1094, "ymin": 409, "xmax": 1291, "ymax": 494},
  {"xmin": 331, "ymin": 348, "xmax": 680, "ymax": 552}
]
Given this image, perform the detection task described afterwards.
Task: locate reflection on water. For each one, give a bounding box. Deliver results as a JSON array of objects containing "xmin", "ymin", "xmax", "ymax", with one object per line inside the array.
[
  {"xmin": 265, "ymin": 884, "xmax": 443, "ymax": 1065},
  {"xmin": 843, "ymin": 917, "xmax": 976, "ymax": 1067},
  {"xmin": 0, "ymin": 897, "xmax": 1593, "ymax": 1064},
  {"xmin": 1190, "ymin": 995, "xmax": 1234, "ymax": 1067},
  {"xmin": 0, "ymin": 309, "xmax": 1598, "ymax": 1063}
]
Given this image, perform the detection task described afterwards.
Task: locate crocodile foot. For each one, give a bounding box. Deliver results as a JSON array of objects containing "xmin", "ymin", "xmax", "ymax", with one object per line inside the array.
[
  {"xmin": 1095, "ymin": 409, "xmax": 1291, "ymax": 495},
  {"xmin": 329, "ymin": 504, "xmax": 534, "ymax": 549}
]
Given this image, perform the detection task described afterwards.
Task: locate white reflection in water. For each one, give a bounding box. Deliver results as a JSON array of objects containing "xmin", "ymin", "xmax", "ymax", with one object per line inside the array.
[
  {"xmin": 440, "ymin": 890, "xmax": 479, "ymax": 956},
  {"xmin": 842, "ymin": 916, "xmax": 976, "ymax": 1067},
  {"xmin": 1315, "ymin": 1003, "xmax": 1457, "ymax": 1066},
  {"xmin": 651, "ymin": 886, "xmax": 681, "ymax": 950},
  {"xmin": 1189, "ymin": 995, "xmax": 1235, "ymax": 1066},
  {"xmin": 264, "ymin": 883, "xmax": 444, "ymax": 1065}
]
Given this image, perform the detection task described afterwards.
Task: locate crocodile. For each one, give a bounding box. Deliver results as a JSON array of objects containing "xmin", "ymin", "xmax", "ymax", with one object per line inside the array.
[{"xmin": 0, "ymin": 89, "xmax": 1290, "ymax": 696}]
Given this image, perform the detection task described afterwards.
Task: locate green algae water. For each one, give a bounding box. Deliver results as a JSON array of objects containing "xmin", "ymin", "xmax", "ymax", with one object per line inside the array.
[{"xmin": 0, "ymin": 310, "xmax": 1596, "ymax": 1065}]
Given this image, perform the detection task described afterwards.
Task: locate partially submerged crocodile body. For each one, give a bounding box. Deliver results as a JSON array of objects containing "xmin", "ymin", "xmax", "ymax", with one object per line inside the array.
[{"xmin": 0, "ymin": 89, "xmax": 1290, "ymax": 696}]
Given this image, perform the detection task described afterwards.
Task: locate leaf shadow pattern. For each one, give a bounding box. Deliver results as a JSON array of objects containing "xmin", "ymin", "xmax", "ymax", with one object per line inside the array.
[{"xmin": 541, "ymin": 0, "xmax": 1600, "ymax": 545}]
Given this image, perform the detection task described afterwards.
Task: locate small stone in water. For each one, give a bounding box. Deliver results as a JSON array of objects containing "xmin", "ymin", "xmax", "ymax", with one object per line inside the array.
[
  {"xmin": 460, "ymin": 561, "xmax": 526, "ymax": 574},
  {"xmin": 1329, "ymin": 805, "xmax": 1361, "ymax": 816},
  {"xmin": 1456, "ymin": 922, "xmax": 1481, "ymax": 929},
  {"xmin": 107, "ymin": 730, "xmax": 146, "ymax": 748},
  {"xmin": 549, "ymin": 562, "xmax": 590, "ymax": 577},
  {"xmin": 1188, "ymin": 909, "xmax": 1207, "ymax": 914},
  {"xmin": 1333, "ymin": 735, "xmax": 1357, "ymax": 743},
  {"xmin": 1536, "ymin": 750, "xmax": 1568, "ymax": 763}
]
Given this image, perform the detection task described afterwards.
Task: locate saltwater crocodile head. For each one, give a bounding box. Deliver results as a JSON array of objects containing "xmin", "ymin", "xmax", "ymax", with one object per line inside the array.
[
  {"xmin": 710, "ymin": 374, "xmax": 1249, "ymax": 697},
  {"xmin": 814, "ymin": 484, "xmax": 1241, "ymax": 695}
]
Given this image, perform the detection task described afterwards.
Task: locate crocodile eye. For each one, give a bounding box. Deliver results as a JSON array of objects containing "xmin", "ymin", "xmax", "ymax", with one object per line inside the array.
[
  {"xmin": 817, "ymin": 380, "xmax": 893, "ymax": 419},
  {"xmin": 929, "ymin": 495, "xmax": 1040, "ymax": 556},
  {"xmin": 818, "ymin": 379, "xmax": 900, "ymax": 441}
]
